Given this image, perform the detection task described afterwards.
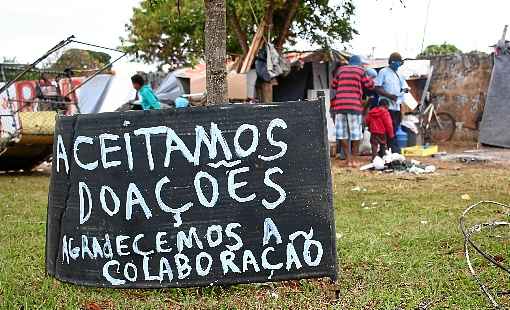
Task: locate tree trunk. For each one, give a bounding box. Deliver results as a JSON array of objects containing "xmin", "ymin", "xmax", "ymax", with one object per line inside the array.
[
  {"xmin": 275, "ymin": 0, "xmax": 300, "ymax": 51},
  {"xmin": 204, "ymin": 0, "xmax": 227, "ymax": 105}
]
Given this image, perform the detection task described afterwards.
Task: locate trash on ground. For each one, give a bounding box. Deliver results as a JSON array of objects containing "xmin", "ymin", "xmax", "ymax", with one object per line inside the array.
[
  {"xmin": 457, "ymin": 156, "xmax": 489, "ymax": 164},
  {"xmin": 361, "ymin": 151, "xmax": 437, "ymax": 174},
  {"xmin": 438, "ymin": 154, "xmax": 491, "ymax": 163},
  {"xmin": 432, "ymin": 151, "xmax": 448, "ymax": 158},
  {"xmin": 351, "ymin": 186, "xmax": 368, "ymax": 192},
  {"xmin": 461, "ymin": 194, "xmax": 472, "ymax": 200}
]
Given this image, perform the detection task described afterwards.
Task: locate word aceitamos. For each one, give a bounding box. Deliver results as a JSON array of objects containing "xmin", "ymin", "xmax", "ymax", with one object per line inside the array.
[{"xmin": 55, "ymin": 118, "xmax": 288, "ymax": 174}]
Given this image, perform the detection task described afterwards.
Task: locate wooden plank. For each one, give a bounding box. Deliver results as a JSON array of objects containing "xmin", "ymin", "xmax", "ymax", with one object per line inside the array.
[{"xmin": 240, "ymin": 20, "xmax": 266, "ymax": 73}]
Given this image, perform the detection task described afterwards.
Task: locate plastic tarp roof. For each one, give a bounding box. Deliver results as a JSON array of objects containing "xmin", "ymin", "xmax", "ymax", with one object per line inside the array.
[
  {"xmin": 97, "ymin": 62, "xmax": 154, "ymax": 113},
  {"xmin": 366, "ymin": 59, "xmax": 431, "ymax": 79},
  {"xmin": 77, "ymin": 74, "xmax": 112, "ymax": 114},
  {"xmin": 479, "ymin": 54, "xmax": 510, "ymax": 148},
  {"xmin": 155, "ymin": 71, "xmax": 183, "ymax": 102}
]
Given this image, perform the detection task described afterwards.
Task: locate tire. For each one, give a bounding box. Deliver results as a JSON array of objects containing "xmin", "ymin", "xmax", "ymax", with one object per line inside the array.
[{"xmin": 430, "ymin": 112, "xmax": 456, "ymax": 142}]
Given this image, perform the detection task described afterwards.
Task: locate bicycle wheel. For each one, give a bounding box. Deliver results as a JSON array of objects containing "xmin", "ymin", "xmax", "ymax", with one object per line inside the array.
[{"xmin": 430, "ymin": 112, "xmax": 456, "ymax": 142}]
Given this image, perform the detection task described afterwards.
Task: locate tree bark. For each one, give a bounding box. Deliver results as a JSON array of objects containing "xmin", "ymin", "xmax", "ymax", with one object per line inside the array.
[
  {"xmin": 275, "ymin": 0, "xmax": 299, "ymax": 51},
  {"xmin": 204, "ymin": 0, "xmax": 228, "ymax": 105},
  {"xmin": 264, "ymin": 0, "xmax": 275, "ymax": 34},
  {"xmin": 227, "ymin": 5, "xmax": 249, "ymax": 54}
]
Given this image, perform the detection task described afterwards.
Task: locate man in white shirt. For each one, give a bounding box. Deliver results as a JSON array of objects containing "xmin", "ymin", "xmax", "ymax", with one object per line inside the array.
[{"xmin": 374, "ymin": 52, "xmax": 409, "ymax": 154}]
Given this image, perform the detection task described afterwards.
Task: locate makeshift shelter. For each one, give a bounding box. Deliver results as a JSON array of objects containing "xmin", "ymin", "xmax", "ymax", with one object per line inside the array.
[
  {"xmin": 479, "ymin": 53, "xmax": 510, "ymax": 147},
  {"xmin": 269, "ymin": 50, "xmax": 349, "ymax": 143},
  {"xmin": 75, "ymin": 74, "xmax": 112, "ymax": 113},
  {"xmin": 154, "ymin": 71, "xmax": 184, "ymax": 104},
  {"xmin": 171, "ymin": 63, "xmax": 257, "ymax": 101},
  {"xmin": 272, "ymin": 50, "xmax": 349, "ymax": 102}
]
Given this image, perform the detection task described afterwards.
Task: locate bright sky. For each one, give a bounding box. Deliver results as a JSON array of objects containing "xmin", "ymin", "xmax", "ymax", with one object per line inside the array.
[
  {"xmin": 1, "ymin": 0, "xmax": 141, "ymax": 63},
  {"xmin": 1, "ymin": 0, "xmax": 509, "ymax": 63},
  {"xmin": 347, "ymin": 0, "xmax": 509, "ymax": 58}
]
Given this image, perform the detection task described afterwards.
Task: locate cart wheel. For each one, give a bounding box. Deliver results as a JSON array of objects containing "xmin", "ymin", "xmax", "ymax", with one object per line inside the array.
[{"xmin": 430, "ymin": 112, "xmax": 456, "ymax": 142}]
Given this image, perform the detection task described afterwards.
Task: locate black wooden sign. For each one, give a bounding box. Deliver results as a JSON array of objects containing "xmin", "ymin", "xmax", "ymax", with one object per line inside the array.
[{"xmin": 46, "ymin": 101, "xmax": 336, "ymax": 288}]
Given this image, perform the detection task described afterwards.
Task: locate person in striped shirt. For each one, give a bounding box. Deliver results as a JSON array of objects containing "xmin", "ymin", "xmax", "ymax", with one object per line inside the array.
[{"xmin": 330, "ymin": 55, "xmax": 374, "ymax": 167}]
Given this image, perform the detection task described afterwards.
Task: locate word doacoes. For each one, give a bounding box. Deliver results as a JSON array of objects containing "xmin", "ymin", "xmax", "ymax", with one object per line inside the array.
[{"xmin": 78, "ymin": 165, "xmax": 286, "ymax": 227}]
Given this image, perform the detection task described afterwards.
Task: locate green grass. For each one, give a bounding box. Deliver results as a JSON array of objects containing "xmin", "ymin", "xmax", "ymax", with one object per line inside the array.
[{"xmin": 1, "ymin": 165, "xmax": 509, "ymax": 309}]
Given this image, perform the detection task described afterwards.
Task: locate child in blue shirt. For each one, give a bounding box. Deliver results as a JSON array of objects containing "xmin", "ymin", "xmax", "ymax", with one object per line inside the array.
[{"xmin": 131, "ymin": 74, "xmax": 161, "ymax": 110}]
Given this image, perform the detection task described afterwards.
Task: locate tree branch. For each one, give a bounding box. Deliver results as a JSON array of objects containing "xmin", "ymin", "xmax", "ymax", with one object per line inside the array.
[
  {"xmin": 239, "ymin": 0, "xmax": 274, "ymax": 73},
  {"xmin": 227, "ymin": 5, "xmax": 249, "ymax": 54},
  {"xmin": 264, "ymin": 0, "xmax": 275, "ymax": 34},
  {"xmin": 275, "ymin": 0, "xmax": 299, "ymax": 51}
]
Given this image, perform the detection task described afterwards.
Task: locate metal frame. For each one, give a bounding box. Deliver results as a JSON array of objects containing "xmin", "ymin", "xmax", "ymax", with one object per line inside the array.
[{"xmin": 0, "ymin": 35, "xmax": 127, "ymax": 151}]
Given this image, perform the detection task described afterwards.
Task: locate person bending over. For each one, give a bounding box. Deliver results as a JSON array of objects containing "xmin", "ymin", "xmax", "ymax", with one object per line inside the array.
[
  {"xmin": 131, "ymin": 74, "xmax": 161, "ymax": 110},
  {"xmin": 365, "ymin": 99, "xmax": 394, "ymax": 159}
]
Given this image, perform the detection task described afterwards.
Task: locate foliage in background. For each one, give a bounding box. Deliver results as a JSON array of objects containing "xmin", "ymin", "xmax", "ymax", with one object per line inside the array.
[
  {"xmin": 418, "ymin": 43, "xmax": 462, "ymax": 58},
  {"xmin": 121, "ymin": 0, "xmax": 358, "ymax": 66},
  {"xmin": 51, "ymin": 49, "xmax": 112, "ymax": 72},
  {"xmin": 0, "ymin": 49, "xmax": 112, "ymax": 83},
  {"xmin": 0, "ymin": 59, "xmax": 39, "ymax": 82}
]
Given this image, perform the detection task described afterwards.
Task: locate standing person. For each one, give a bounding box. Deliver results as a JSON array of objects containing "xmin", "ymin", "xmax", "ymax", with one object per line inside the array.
[
  {"xmin": 374, "ymin": 52, "xmax": 409, "ymax": 154},
  {"xmin": 330, "ymin": 55, "xmax": 374, "ymax": 167},
  {"xmin": 365, "ymin": 99, "xmax": 394, "ymax": 159},
  {"xmin": 131, "ymin": 74, "xmax": 161, "ymax": 110}
]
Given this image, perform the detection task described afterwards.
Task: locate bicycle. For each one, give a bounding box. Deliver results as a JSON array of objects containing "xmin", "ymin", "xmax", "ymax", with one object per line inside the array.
[{"xmin": 419, "ymin": 96, "xmax": 456, "ymax": 143}]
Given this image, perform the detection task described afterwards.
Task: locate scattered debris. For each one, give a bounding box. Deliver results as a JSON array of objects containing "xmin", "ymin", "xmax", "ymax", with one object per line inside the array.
[
  {"xmin": 457, "ymin": 157, "xmax": 488, "ymax": 164},
  {"xmin": 360, "ymin": 151, "xmax": 436, "ymax": 174},
  {"xmin": 461, "ymin": 194, "xmax": 472, "ymax": 201},
  {"xmin": 460, "ymin": 201, "xmax": 510, "ymax": 308},
  {"xmin": 436, "ymin": 152, "xmax": 495, "ymax": 164},
  {"xmin": 351, "ymin": 186, "xmax": 367, "ymax": 192},
  {"xmin": 361, "ymin": 201, "xmax": 379, "ymax": 210},
  {"xmin": 432, "ymin": 152, "xmax": 448, "ymax": 158}
]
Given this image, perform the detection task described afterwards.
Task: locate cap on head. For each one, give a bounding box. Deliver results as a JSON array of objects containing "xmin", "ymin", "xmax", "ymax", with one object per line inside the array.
[
  {"xmin": 366, "ymin": 68, "xmax": 378, "ymax": 78},
  {"xmin": 349, "ymin": 55, "xmax": 362, "ymax": 66},
  {"xmin": 389, "ymin": 52, "xmax": 403, "ymax": 63}
]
